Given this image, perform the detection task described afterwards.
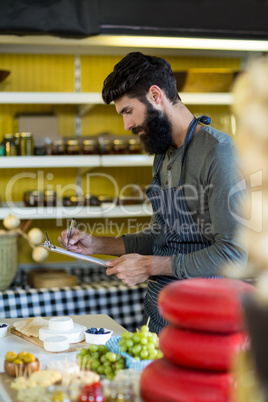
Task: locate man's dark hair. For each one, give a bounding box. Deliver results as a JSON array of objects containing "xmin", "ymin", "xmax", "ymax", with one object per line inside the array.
[{"xmin": 102, "ymin": 52, "xmax": 180, "ymax": 105}]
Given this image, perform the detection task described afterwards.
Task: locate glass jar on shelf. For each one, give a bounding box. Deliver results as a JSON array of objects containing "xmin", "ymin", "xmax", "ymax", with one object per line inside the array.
[
  {"xmin": 128, "ymin": 138, "xmax": 142, "ymax": 154},
  {"xmin": 45, "ymin": 138, "xmax": 53, "ymax": 155},
  {"xmin": 66, "ymin": 139, "xmax": 81, "ymax": 155},
  {"xmin": 4, "ymin": 133, "xmax": 18, "ymax": 156},
  {"xmin": 23, "ymin": 191, "xmax": 44, "ymax": 207},
  {"xmin": 44, "ymin": 190, "xmax": 57, "ymax": 207},
  {"xmin": 0, "ymin": 142, "xmax": 5, "ymax": 156},
  {"xmin": 34, "ymin": 145, "xmax": 46, "ymax": 155},
  {"xmin": 82, "ymin": 139, "xmax": 98, "ymax": 155},
  {"xmin": 112, "ymin": 139, "xmax": 127, "ymax": 154},
  {"xmin": 62, "ymin": 195, "xmax": 84, "ymax": 207},
  {"xmin": 98, "ymin": 137, "xmax": 112, "ymax": 155},
  {"xmin": 14, "ymin": 132, "xmax": 21, "ymax": 154},
  {"xmin": 20, "ymin": 132, "xmax": 34, "ymax": 156},
  {"xmin": 52, "ymin": 139, "xmax": 66, "ymax": 155}
]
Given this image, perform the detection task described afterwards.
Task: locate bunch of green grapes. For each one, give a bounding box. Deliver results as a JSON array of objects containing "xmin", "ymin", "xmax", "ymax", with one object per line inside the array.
[
  {"xmin": 119, "ymin": 320, "xmax": 163, "ymax": 361},
  {"xmin": 76, "ymin": 344, "xmax": 126, "ymax": 380}
]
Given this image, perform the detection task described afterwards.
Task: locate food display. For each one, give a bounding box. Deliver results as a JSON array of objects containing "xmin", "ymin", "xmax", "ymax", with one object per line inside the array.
[
  {"xmin": 0, "ymin": 323, "xmax": 9, "ymax": 337},
  {"xmin": 76, "ymin": 345, "xmax": 126, "ymax": 380},
  {"xmin": 13, "ymin": 317, "xmax": 49, "ymax": 338},
  {"xmin": 84, "ymin": 328, "xmax": 113, "ymax": 345},
  {"xmin": 39, "ymin": 317, "xmax": 86, "ymax": 345},
  {"xmin": 43, "ymin": 336, "xmax": 70, "ymax": 352},
  {"xmin": 10, "ymin": 369, "xmax": 63, "ymax": 389},
  {"xmin": 118, "ymin": 319, "xmax": 163, "ymax": 361},
  {"xmin": 4, "ymin": 351, "xmax": 40, "ymax": 377},
  {"xmin": 3, "ymin": 316, "xmax": 149, "ymax": 400}
]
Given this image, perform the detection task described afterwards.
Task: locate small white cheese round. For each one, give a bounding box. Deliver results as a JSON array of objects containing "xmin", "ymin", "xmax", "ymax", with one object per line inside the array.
[
  {"xmin": 44, "ymin": 335, "xmax": 69, "ymax": 352},
  {"xmin": 49, "ymin": 317, "xmax": 74, "ymax": 331}
]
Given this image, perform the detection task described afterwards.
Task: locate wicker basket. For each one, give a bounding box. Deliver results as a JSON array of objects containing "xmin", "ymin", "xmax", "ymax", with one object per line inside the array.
[{"xmin": 0, "ymin": 232, "xmax": 18, "ymax": 291}]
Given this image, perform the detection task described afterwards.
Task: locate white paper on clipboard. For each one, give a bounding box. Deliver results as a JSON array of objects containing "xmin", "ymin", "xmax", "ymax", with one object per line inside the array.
[{"xmin": 42, "ymin": 244, "xmax": 107, "ymax": 266}]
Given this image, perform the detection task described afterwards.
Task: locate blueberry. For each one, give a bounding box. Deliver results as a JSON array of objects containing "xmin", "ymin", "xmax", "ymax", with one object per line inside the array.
[
  {"xmin": 0, "ymin": 324, "xmax": 7, "ymax": 328},
  {"xmin": 98, "ymin": 328, "xmax": 105, "ymax": 334},
  {"xmin": 104, "ymin": 331, "xmax": 110, "ymax": 334},
  {"xmin": 86, "ymin": 329, "xmax": 92, "ymax": 333},
  {"xmin": 91, "ymin": 327, "xmax": 97, "ymax": 334}
]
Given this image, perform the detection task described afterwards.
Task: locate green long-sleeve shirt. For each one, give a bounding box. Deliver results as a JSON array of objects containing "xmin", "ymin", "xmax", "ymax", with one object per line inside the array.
[{"xmin": 123, "ymin": 125, "xmax": 248, "ymax": 278}]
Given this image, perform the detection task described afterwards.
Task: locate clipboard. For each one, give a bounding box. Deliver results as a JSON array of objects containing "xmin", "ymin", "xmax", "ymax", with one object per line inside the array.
[
  {"xmin": 42, "ymin": 244, "xmax": 107, "ymax": 266},
  {"xmin": 41, "ymin": 232, "xmax": 107, "ymax": 266}
]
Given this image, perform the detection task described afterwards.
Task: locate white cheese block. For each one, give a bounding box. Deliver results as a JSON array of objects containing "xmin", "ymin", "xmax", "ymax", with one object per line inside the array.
[
  {"xmin": 39, "ymin": 323, "xmax": 86, "ymax": 344},
  {"xmin": 49, "ymin": 317, "xmax": 73, "ymax": 331},
  {"xmin": 44, "ymin": 335, "xmax": 69, "ymax": 352}
]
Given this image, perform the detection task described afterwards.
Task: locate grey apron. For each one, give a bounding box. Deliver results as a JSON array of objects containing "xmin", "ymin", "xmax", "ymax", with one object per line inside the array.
[{"xmin": 144, "ymin": 115, "xmax": 213, "ymax": 334}]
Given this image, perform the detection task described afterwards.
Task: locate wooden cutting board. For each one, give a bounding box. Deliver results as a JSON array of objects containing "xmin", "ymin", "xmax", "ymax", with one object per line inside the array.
[
  {"xmin": 10, "ymin": 327, "xmax": 87, "ymax": 353},
  {"xmin": 0, "ymin": 373, "xmax": 17, "ymax": 401}
]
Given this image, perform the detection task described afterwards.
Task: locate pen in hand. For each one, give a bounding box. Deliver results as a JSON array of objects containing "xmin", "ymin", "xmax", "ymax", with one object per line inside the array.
[{"xmin": 66, "ymin": 218, "xmax": 75, "ymax": 249}]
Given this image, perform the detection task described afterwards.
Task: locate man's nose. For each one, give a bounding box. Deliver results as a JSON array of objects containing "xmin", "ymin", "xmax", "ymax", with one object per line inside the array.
[{"xmin": 123, "ymin": 116, "xmax": 134, "ymax": 131}]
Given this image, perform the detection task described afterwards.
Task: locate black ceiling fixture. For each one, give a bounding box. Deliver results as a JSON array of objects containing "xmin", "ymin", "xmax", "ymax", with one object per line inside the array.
[{"xmin": 0, "ymin": 0, "xmax": 268, "ymax": 41}]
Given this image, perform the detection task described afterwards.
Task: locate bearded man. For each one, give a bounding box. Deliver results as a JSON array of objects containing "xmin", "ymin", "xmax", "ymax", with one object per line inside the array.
[{"xmin": 59, "ymin": 52, "xmax": 247, "ymax": 334}]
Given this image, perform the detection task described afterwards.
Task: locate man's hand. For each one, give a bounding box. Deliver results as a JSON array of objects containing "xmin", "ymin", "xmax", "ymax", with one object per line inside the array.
[
  {"xmin": 105, "ymin": 254, "xmax": 173, "ymax": 286},
  {"xmin": 58, "ymin": 227, "xmax": 96, "ymax": 255}
]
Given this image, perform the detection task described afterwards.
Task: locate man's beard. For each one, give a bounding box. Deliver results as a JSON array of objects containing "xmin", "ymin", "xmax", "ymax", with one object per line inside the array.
[{"xmin": 132, "ymin": 104, "xmax": 172, "ymax": 155}]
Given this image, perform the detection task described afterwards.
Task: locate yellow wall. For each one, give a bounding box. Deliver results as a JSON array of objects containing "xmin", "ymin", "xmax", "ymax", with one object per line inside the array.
[{"xmin": 0, "ymin": 53, "xmax": 241, "ymax": 264}]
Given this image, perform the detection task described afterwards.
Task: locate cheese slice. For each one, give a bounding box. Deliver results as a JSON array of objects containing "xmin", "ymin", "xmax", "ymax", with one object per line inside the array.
[
  {"xmin": 44, "ymin": 335, "xmax": 69, "ymax": 352},
  {"xmin": 21, "ymin": 317, "xmax": 49, "ymax": 337},
  {"xmin": 13, "ymin": 318, "xmax": 34, "ymax": 332}
]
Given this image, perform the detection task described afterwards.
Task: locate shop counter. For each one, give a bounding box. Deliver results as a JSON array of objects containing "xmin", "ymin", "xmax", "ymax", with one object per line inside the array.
[
  {"xmin": 0, "ymin": 314, "xmax": 126, "ymax": 402},
  {"xmin": 0, "ymin": 265, "xmax": 147, "ymax": 332}
]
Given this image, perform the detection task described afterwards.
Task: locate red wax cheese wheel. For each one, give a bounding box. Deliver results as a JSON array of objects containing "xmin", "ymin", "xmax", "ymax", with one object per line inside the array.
[
  {"xmin": 140, "ymin": 358, "xmax": 233, "ymax": 402},
  {"xmin": 159, "ymin": 324, "xmax": 249, "ymax": 371},
  {"xmin": 158, "ymin": 278, "xmax": 256, "ymax": 333}
]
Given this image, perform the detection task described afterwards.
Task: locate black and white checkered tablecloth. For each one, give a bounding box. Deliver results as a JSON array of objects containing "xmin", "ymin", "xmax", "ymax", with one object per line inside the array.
[{"xmin": 0, "ymin": 265, "xmax": 148, "ymax": 332}]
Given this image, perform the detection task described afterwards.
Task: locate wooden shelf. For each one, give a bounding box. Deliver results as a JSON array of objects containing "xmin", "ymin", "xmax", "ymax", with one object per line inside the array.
[
  {"xmin": 0, "ymin": 92, "xmax": 234, "ymax": 112},
  {"xmin": 0, "ymin": 155, "xmax": 153, "ymax": 168},
  {"xmin": 0, "ymin": 204, "xmax": 153, "ymax": 220}
]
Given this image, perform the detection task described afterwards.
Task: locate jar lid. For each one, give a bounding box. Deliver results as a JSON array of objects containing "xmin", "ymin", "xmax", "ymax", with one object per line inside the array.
[
  {"xmin": 21, "ymin": 132, "xmax": 32, "ymax": 137},
  {"xmin": 70, "ymin": 195, "xmax": 83, "ymax": 202},
  {"xmin": 24, "ymin": 190, "xmax": 43, "ymax": 196},
  {"xmin": 98, "ymin": 138, "xmax": 112, "ymax": 144},
  {"xmin": 4, "ymin": 133, "xmax": 14, "ymax": 139},
  {"xmin": 83, "ymin": 139, "xmax": 97, "ymax": 145},
  {"xmin": 44, "ymin": 190, "xmax": 57, "ymax": 196},
  {"xmin": 113, "ymin": 139, "xmax": 126, "ymax": 145},
  {"xmin": 67, "ymin": 139, "xmax": 79, "ymax": 145},
  {"xmin": 98, "ymin": 195, "xmax": 116, "ymax": 203},
  {"xmin": 128, "ymin": 138, "xmax": 140, "ymax": 145},
  {"xmin": 53, "ymin": 139, "xmax": 65, "ymax": 145}
]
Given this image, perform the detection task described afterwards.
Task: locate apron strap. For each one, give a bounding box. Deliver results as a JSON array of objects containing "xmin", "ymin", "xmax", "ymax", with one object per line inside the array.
[{"xmin": 178, "ymin": 115, "xmax": 211, "ymax": 186}]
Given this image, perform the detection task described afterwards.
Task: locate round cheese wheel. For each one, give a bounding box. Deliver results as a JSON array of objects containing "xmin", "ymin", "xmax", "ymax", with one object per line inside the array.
[
  {"xmin": 39, "ymin": 323, "xmax": 86, "ymax": 344},
  {"xmin": 140, "ymin": 358, "xmax": 233, "ymax": 402},
  {"xmin": 158, "ymin": 278, "xmax": 256, "ymax": 333},
  {"xmin": 44, "ymin": 335, "xmax": 69, "ymax": 352},
  {"xmin": 159, "ymin": 324, "xmax": 249, "ymax": 371},
  {"xmin": 49, "ymin": 317, "xmax": 73, "ymax": 331}
]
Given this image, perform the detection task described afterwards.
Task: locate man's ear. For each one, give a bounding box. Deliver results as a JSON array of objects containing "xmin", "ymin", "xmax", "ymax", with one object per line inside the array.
[{"xmin": 147, "ymin": 85, "xmax": 162, "ymax": 105}]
